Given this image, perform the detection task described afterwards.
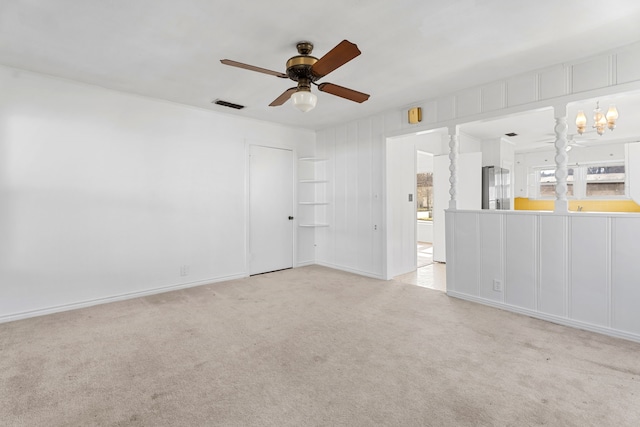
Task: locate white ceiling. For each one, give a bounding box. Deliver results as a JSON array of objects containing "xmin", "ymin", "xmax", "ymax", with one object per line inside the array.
[{"xmin": 2, "ymin": 0, "xmax": 640, "ymax": 133}]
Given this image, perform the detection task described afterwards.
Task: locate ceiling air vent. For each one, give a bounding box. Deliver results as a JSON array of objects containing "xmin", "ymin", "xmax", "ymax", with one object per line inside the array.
[{"xmin": 213, "ymin": 99, "xmax": 245, "ymax": 110}]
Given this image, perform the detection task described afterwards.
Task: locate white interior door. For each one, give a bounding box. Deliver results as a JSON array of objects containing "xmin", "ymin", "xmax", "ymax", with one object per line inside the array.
[{"xmin": 249, "ymin": 145, "xmax": 294, "ymax": 275}]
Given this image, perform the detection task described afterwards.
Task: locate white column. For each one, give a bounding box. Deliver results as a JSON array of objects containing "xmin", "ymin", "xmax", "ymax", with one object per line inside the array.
[
  {"xmin": 448, "ymin": 126, "xmax": 459, "ymax": 210},
  {"xmin": 554, "ymin": 104, "xmax": 569, "ymax": 213}
]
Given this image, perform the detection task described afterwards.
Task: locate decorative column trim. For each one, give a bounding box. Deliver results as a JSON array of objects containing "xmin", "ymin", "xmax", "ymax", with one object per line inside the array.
[
  {"xmin": 448, "ymin": 126, "xmax": 459, "ymax": 210},
  {"xmin": 553, "ymin": 104, "xmax": 569, "ymax": 213}
]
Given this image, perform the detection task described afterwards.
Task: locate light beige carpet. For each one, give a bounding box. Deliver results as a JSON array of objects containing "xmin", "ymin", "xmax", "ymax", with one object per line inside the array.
[{"xmin": 1, "ymin": 265, "xmax": 639, "ymax": 426}]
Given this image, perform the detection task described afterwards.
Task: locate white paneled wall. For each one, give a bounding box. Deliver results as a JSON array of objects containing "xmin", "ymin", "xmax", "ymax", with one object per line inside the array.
[
  {"xmin": 479, "ymin": 213, "xmax": 502, "ymax": 302},
  {"xmin": 612, "ymin": 217, "xmax": 640, "ymax": 332},
  {"xmin": 452, "ymin": 212, "xmax": 481, "ymax": 296},
  {"xmin": 315, "ymin": 118, "xmax": 384, "ymax": 278},
  {"xmin": 505, "ymin": 214, "xmax": 537, "ymax": 310},
  {"xmin": 447, "ymin": 210, "xmax": 640, "ymax": 343},
  {"xmin": 376, "ymin": 41, "xmax": 640, "ymax": 139},
  {"xmin": 570, "ymin": 216, "xmax": 610, "ymax": 325},
  {"xmin": 317, "ymin": 41, "xmax": 640, "ymax": 283},
  {"xmin": 538, "ymin": 216, "xmax": 567, "ymax": 317}
]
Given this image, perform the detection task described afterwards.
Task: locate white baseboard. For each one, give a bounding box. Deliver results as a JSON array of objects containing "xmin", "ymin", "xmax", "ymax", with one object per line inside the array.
[
  {"xmin": 295, "ymin": 260, "xmax": 315, "ymax": 267},
  {"xmin": 0, "ymin": 273, "xmax": 248, "ymax": 324},
  {"xmin": 447, "ymin": 290, "xmax": 640, "ymax": 344},
  {"xmin": 315, "ymin": 261, "xmax": 384, "ymax": 280}
]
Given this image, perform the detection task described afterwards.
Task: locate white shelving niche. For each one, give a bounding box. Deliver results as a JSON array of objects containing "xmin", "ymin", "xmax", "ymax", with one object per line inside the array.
[{"xmin": 297, "ymin": 157, "xmax": 329, "ymax": 228}]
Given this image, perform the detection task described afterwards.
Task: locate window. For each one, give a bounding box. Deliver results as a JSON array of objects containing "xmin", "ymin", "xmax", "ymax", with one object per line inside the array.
[
  {"xmin": 417, "ymin": 172, "xmax": 433, "ymax": 220},
  {"xmin": 536, "ymin": 168, "xmax": 574, "ymax": 198},
  {"xmin": 533, "ymin": 162, "xmax": 626, "ymax": 199},
  {"xmin": 585, "ymin": 164, "xmax": 625, "ymax": 197}
]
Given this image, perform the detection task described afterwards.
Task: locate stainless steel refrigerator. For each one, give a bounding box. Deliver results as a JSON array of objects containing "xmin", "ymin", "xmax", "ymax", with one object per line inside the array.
[{"xmin": 482, "ymin": 166, "xmax": 510, "ymax": 210}]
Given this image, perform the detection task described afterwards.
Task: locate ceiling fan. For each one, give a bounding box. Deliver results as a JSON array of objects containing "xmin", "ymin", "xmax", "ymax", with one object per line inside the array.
[
  {"xmin": 220, "ymin": 40, "xmax": 370, "ymax": 112},
  {"xmin": 541, "ymin": 134, "xmax": 592, "ymax": 150}
]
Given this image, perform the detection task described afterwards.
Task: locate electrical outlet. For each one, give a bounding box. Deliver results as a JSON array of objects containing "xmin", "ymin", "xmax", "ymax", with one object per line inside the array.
[{"xmin": 493, "ymin": 279, "xmax": 503, "ymax": 292}]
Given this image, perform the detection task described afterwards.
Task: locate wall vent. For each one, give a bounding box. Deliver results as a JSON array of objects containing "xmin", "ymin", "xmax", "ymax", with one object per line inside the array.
[{"xmin": 213, "ymin": 99, "xmax": 245, "ymax": 110}]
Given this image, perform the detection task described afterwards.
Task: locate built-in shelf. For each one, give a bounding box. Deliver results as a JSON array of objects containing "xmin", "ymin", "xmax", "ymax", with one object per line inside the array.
[
  {"xmin": 298, "ymin": 157, "xmax": 328, "ymax": 230},
  {"xmin": 298, "ymin": 157, "xmax": 327, "ymax": 162},
  {"xmin": 299, "ymin": 179, "xmax": 327, "ymax": 183}
]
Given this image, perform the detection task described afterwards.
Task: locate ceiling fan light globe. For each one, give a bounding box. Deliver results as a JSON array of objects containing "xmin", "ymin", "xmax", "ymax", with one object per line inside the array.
[{"xmin": 291, "ymin": 91, "xmax": 317, "ymax": 112}]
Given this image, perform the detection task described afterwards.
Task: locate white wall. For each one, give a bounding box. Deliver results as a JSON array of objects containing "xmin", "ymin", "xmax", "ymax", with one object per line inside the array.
[
  {"xmin": 386, "ymin": 137, "xmax": 417, "ymax": 277},
  {"xmin": 0, "ymin": 66, "xmax": 315, "ymax": 321},
  {"xmin": 481, "ymin": 137, "xmax": 515, "ymax": 169},
  {"xmin": 446, "ymin": 210, "xmax": 640, "ymax": 343},
  {"xmin": 417, "ymin": 150, "xmax": 433, "ymax": 174},
  {"xmin": 417, "ymin": 221, "xmax": 433, "ymax": 243}
]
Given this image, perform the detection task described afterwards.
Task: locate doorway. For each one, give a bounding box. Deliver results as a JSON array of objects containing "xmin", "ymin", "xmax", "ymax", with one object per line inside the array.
[
  {"xmin": 406, "ymin": 148, "xmax": 444, "ymax": 291},
  {"xmin": 248, "ymin": 145, "xmax": 294, "ymax": 275},
  {"xmin": 416, "ymin": 150, "xmax": 434, "ymax": 269},
  {"xmin": 385, "ymin": 130, "xmax": 448, "ymax": 279}
]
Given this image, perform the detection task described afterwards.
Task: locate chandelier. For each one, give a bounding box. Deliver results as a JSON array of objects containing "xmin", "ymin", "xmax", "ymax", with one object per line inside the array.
[{"xmin": 575, "ymin": 101, "xmax": 618, "ymax": 135}]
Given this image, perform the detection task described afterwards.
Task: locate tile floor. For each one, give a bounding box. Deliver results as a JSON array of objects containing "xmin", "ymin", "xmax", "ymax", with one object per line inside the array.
[
  {"xmin": 395, "ymin": 242, "xmax": 447, "ymax": 292},
  {"xmin": 417, "ymin": 242, "xmax": 433, "ymax": 268}
]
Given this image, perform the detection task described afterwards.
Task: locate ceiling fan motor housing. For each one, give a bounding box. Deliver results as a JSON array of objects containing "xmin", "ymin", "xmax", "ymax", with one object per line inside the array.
[{"xmin": 286, "ymin": 42, "xmax": 319, "ymax": 90}]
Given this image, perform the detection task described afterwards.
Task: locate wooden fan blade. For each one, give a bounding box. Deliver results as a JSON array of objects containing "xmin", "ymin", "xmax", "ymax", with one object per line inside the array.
[
  {"xmin": 311, "ymin": 40, "xmax": 361, "ymax": 78},
  {"xmin": 269, "ymin": 87, "xmax": 297, "ymax": 106},
  {"xmin": 317, "ymin": 83, "xmax": 370, "ymax": 103},
  {"xmin": 220, "ymin": 59, "xmax": 288, "ymax": 79}
]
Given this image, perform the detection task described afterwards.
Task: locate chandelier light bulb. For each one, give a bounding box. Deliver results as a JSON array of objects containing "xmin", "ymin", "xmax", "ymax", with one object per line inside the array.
[
  {"xmin": 575, "ymin": 110, "xmax": 587, "ymax": 135},
  {"xmin": 606, "ymin": 105, "xmax": 618, "ymax": 130}
]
